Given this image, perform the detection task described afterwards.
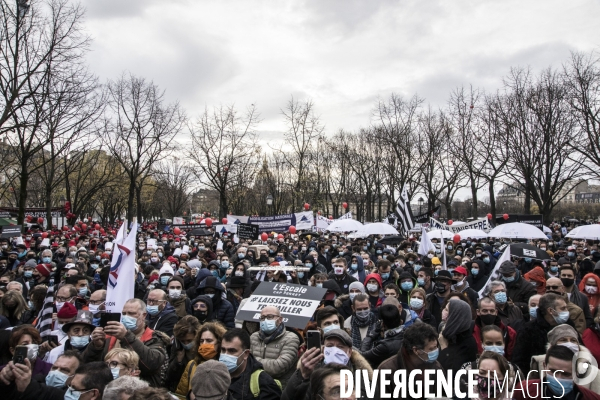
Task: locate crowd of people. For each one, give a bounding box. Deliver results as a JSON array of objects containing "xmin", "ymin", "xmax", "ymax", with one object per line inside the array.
[{"xmin": 0, "ymin": 221, "xmax": 599, "ymax": 399}]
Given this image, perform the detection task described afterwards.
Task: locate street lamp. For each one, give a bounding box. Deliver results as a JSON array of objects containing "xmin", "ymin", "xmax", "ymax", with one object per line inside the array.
[
  {"xmin": 266, "ymin": 194, "xmax": 273, "ymax": 215},
  {"xmin": 418, "ymin": 197, "xmax": 424, "ymax": 214}
]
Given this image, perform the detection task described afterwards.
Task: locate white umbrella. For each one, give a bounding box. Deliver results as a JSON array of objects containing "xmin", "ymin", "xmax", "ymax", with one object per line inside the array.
[
  {"xmin": 451, "ymin": 220, "xmax": 466, "ymax": 225},
  {"xmin": 457, "ymin": 229, "xmax": 489, "ymax": 239},
  {"xmin": 327, "ymin": 219, "xmax": 363, "ymax": 232},
  {"xmin": 543, "ymin": 225, "xmax": 552, "ymax": 234},
  {"xmin": 355, "ymin": 222, "xmax": 399, "ymax": 236},
  {"xmin": 428, "ymin": 229, "xmax": 454, "ymax": 239},
  {"xmin": 487, "ymin": 222, "xmax": 547, "ymax": 239},
  {"xmin": 565, "ymin": 225, "xmax": 600, "ymax": 240}
]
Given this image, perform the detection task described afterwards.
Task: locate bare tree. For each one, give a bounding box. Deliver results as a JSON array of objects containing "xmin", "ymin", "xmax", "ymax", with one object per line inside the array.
[
  {"xmin": 150, "ymin": 158, "xmax": 194, "ymax": 219},
  {"xmin": 189, "ymin": 104, "xmax": 261, "ymax": 217},
  {"xmin": 103, "ymin": 73, "xmax": 185, "ymax": 222}
]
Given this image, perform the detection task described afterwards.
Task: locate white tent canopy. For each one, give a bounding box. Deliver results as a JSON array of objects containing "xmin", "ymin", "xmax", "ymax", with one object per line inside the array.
[
  {"xmin": 327, "ymin": 219, "xmax": 363, "ymax": 232},
  {"xmin": 354, "ymin": 223, "xmax": 399, "ymax": 236}
]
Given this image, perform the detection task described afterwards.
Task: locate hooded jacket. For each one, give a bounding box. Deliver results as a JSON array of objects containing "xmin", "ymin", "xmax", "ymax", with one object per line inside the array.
[
  {"xmin": 146, "ymin": 303, "xmax": 179, "ymax": 337},
  {"xmin": 579, "ymin": 273, "xmax": 600, "ymax": 313},
  {"xmin": 348, "ymin": 253, "xmax": 366, "ymax": 283},
  {"xmin": 304, "ymin": 255, "xmax": 327, "ymax": 279},
  {"xmin": 524, "ymin": 266, "xmax": 547, "ymax": 295},
  {"xmin": 196, "ymin": 276, "xmax": 235, "ymax": 328},
  {"xmin": 364, "ymin": 273, "xmax": 384, "ymax": 309}
]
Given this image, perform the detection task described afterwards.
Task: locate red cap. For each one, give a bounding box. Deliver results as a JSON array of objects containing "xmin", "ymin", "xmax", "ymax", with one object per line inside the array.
[
  {"xmin": 69, "ymin": 240, "xmax": 76, "ymax": 247},
  {"xmin": 36, "ymin": 263, "xmax": 52, "ymax": 277},
  {"xmin": 101, "ymin": 252, "xmax": 110, "ymax": 259},
  {"xmin": 453, "ymin": 266, "xmax": 468, "ymax": 276},
  {"xmin": 269, "ymin": 262, "xmax": 281, "ymax": 267},
  {"xmin": 57, "ymin": 302, "xmax": 77, "ymax": 318}
]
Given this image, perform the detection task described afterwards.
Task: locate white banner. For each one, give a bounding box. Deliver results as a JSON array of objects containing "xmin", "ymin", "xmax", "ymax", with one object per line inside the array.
[
  {"xmin": 173, "ymin": 217, "xmax": 184, "ymax": 224},
  {"xmin": 429, "ymin": 217, "xmax": 491, "ymax": 233},
  {"xmin": 315, "ymin": 215, "xmax": 331, "ymax": 231},
  {"xmin": 227, "ymin": 214, "xmax": 249, "ymax": 224},
  {"xmin": 418, "ymin": 228, "xmax": 436, "ymax": 257},
  {"xmin": 106, "ymin": 221, "xmax": 138, "ymax": 314},
  {"xmin": 294, "ymin": 211, "xmax": 314, "ymax": 230},
  {"xmin": 215, "ymin": 224, "xmax": 238, "ymax": 234},
  {"xmin": 338, "ymin": 212, "xmax": 353, "ymax": 220}
]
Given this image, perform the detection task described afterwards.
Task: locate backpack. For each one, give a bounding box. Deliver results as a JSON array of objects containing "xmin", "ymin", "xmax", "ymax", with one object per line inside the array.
[{"xmin": 250, "ymin": 369, "xmax": 282, "ymax": 398}]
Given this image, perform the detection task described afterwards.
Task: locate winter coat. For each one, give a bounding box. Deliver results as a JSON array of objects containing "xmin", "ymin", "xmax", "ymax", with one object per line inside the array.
[
  {"xmin": 566, "ymin": 299, "xmax": 588, "ymax": 334},
  {"xmin": 505, "ymin": 273, "xmax": 537, "ymax": 313},
  {"xmin": 472, "ymin": 318, "xmax": 517, "ymax": 361},
  {"xmin": 229, "ymin": 354, "xmax": 281, "ymax": 400},
  {"xmin": 567, "ymin": 284, "xmax": 594, "ymax": 328},
  {"xmin": 3, "ymin": 378, "xmax": 65, "ymax": 400},
  {"xmin": 439, "ymin": 329, "xmax": 478, "ymax": 372},
  {"xmin": 414, "ymin": 307, "xmax": 438, "ymax": 331},
  {"xmin": 165, "ymin": 343, "xmax": 197, "ymax": 395},
  {"xmin": 496, "ymin": 301, "xmax": 524, "ymax": 331},
  {"xmin": 512, "ymin": 315, "xmax": 575, "ymax": 375},
  {"xmin": 82, "ymin": 326, "xmax": 168, "ymax": 387},
  {"xmin": 364, "ymin": 273, "xmax": 384, "ymax": 309},
  {"xmin": 250, "ymin": 327, "xmax": 300, "ymax": 386},
  {"xmin": 426, "ymin": 292, "xmax": 447, "ymax": 329},
  {"xmin": 326, "ymin": 272, "xmax": 357, "ymax": 295},
  {"xmin": 196, "ymin": 276, "xmax": 235, "ymax": 328},
  {"xmin": 360, "ymin": 325, "xmax": 404, "ymax": 368},
  {"xmin": 146, "ymin": 303, "xmax": 179, "ymax": 337},
  {"xmin": 583, "ymin": 325, "xmax": 600, "ymax": 365},
  {"xmin": 281, "ymin": 350, "xmax": 373, "ymax": 400}
]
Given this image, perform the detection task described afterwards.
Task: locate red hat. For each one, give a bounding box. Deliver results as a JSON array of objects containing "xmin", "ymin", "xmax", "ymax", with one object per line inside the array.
[
  {"xmin": 57, "ymin": 302, "xmax": 77, "ymax": 319},
  {"xmin": 69, "ymin": 240, "xmax": 76, "ymax": 247},
  {"xmin": 36, "ymin": 263, "xmax": 52, "ymax": 277},
  {"xmin": 269, "ymin": 262, "xmax": 281, "ymax": 267},
  {"xmin": 167, "ymin": 256, "xmax": 178, "ymax": 263},
  {"xmin": 51, "ymin": 243, "xmax": 59, "ymax": 248},
  {"xmin": 101, "ymin": 252, "xmax": 110, "ymax": 259},
  {"xmin": 453, "ymin": 266, "xmax": 468, "ymax": 276}
]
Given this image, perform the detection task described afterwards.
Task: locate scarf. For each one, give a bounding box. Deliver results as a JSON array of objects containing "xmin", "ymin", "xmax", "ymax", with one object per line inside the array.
[
  {"xmin": 259, "ymin": 321, "xmax": 285, "ymax": 345},
  {"xmin": 442, "ymin": 301, "xmax": 472, "ymax": 341},
  {"xmin": 351, "ymin": 311, "xmax": 377, "ymax": 349}
]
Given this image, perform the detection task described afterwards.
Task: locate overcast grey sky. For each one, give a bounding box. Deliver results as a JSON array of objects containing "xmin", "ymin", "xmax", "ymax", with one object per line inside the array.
[{"xmin": 84, "ymin": 0, "xmax": 599, "ymax": 135}]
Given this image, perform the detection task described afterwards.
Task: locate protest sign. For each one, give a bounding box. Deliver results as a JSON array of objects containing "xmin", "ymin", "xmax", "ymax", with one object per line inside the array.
[
  {"xmin": 236, "ymin": 281, "xmax": 326, "ymax": 329},
  {"xmin": 237, "ymin": 223, "xmax": 259, "ymax": 240},
  {"xmin": 1, "ymin": 225, "xmax": 22, "ymax": 238},
  {"xmin": 429, "ymin": 217, "xmax": 491, "ymax": 233},
  {"xmin": 215, "ymin": 224, "xmax": 238, "ymax": 235},
  {"xmin": 495, "ymin": 214, "xmax": 544, "ymax": 230}
]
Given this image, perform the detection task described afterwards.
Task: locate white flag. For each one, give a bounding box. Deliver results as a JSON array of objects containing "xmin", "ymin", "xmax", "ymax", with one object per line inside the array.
[
  {"xmin": 417, "ymin": 228, "xmax": 436, "ymax": 257},
  {"xmin": 477, "ymin": 245, "xmax": 511, "ymax": 299},
  {"xmin": 106, "ymin": 221, "xmax": 138, "ymax": 314}
]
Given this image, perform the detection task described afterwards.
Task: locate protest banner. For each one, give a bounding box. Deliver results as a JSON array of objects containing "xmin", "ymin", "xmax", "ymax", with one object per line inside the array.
[
  {"xmin": 495, "ymin": 214, "xmax": 544, "ymax": 230},
  {"xmin": 429, "ymin": 217, "xmax": 491, "ymax": 233},
  {"xmin": 478, "ymin": 245, "xmax": 512, "ymax": 298},
  {"xmin": 227, "ymin": 214, "xmax": 250, "ymax": 224},
  {"xmin": 173, "ymin": 217, "xmax": 184, "ymax": 224},
  {"xmin": 413, "ymin": 205, "xmax": 441, "ymax": 223},
  {"xmin": 1, "ymin": 225, "xmax": 22, "ymax": 238},
  {"xmin": 215, "ymin": 224, "xmax": 238, "ymax": 235},
  {"xmin": 236, "ymin": 281, "xmax": 326, "ymax": 329},
  {"xmin": 237, "ymin": 223, "xmax": 259, "ymax": 240},
  {"xmin": 0, "ymin": 206, "xmax": 64, "ymax": 218}
]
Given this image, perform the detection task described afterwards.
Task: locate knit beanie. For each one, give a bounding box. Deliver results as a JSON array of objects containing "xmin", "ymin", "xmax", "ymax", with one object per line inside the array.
[
  {"xmin": 348, "ymin": 281, "xmax": 365, "ymax": 294},
  {"xmin": 36, "ymin": 263, "xmax": 52, "ymax": 277},
  {"xmin": 190, "ymin": 360, "xmax": 231, "ymax": 400},
  {"xmin": 57, "ymin": 302, "xmax": 78, "ymax": 319}
]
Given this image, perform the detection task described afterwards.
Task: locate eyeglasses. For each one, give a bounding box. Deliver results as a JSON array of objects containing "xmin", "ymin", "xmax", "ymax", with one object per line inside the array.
[
  {"xmin": 547, "ymin": 285, "xmax": 563, "ymax": 290},
  {"xmin": 105, "ymin": 361, "xmax": 126, "ymax": 369},
  {"xmin": 146, "ymin": 299, "xmax": 166, "ymax": 305},
  {"xmin": 66, "ymin": 386, "xmax": 95, "ymax": 397},
  {"xmin": 89, "ymin": 300, "xmax": 105, "ymax": 306},
  {"xmin": 56, "ymin": 296, "xmax": 74, "ymax": 302},
  {"xmin": 259, "ymin": 314, "xmax": 280, "ymax": 322}
]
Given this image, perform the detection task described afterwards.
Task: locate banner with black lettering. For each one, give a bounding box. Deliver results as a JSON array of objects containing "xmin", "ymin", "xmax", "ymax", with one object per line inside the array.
[
  {"xmin": 495, "ymin": 214, "xmax": 544, "ymax": 230},
  {"xmin": 414, "ymin": 206, "xmax": 441, "ymax": 223},
  {"xmin": 429, "ymin": 217, "xmax": 492, "ymax": 233},
  {"xmin": 235, "ymin": 282, "xmax": 326, "ymax": 329}
]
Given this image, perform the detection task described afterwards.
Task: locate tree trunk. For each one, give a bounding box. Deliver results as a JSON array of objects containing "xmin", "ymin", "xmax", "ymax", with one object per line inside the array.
[
  {"xmin": 524, "ymin": 185, "xmax": 531, "ymax": 215},
  {"xmin": 136, "ymin": 186, "xmax": 143, "ymax": 223},
  {"xmin": 488, "ymin": 179, "xmax": 496, "ymax": 220},
  {"xmin": 45, "ymin": 185, "xmax": 53, "ymax": 230},
  {"xmin": 126, "ymin": 179, "xmax": 135, "ymax": 222},
  {"xmin": 471, "ymin": 179, "xmax": 478, "ymax": 218},
  {"xmin": 17, "ymin": 169, "xmax": 29, "ymax": 225}
]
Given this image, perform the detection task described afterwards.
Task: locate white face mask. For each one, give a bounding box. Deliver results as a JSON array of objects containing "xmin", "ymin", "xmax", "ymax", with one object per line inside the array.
[
  {"xmin": 334, "ymin": 267, "xmax": 344, "ymax": 275},
  {"xmin": 235, "ymin": 271, "xmax": 244, "ymax": 277},
  {"xmin": 366, "ymin": 283, "xmax": 378, "ymax": 293},
  {"xmin": 169, "ymin": 289, "xmax": 181, "ymax": 299},
  {"xmin": 323, "ymin": 346, "xmax": 350, "ymax": 365},
  {"xmin": 559, "ymin": 342, "xmax": 579, "ymax": 354},
  {"xmin": 585, "ymin": 285, "xmax": 598, "ymax": 294}
]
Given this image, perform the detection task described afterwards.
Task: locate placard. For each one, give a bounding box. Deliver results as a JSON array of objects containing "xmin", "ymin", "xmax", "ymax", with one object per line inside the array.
[
  {"xmin": 235, "ymin": 281, "xmax": 326, "ymax": 329},
  {"xmin": 237, "ymin": 223, "xmax": 259, "ymax": 240},
  {"xmin": 1, "ymin": 225, "xmax": 22, "ymax": 238}
]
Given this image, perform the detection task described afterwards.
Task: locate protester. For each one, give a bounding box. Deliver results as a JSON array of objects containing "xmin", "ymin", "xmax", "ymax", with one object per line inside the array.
[
  {"xmin": 103, "ymin": 375, "xmax": 149, "ymax": 400},
  {"xmin": 188, "ymin": 360, "xmax": 232, "ymax": 400}
]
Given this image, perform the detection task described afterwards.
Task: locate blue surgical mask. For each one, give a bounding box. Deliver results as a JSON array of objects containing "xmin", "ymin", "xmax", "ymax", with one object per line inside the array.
[
  {"xmin": 363, "ymin": 246, "xmax": 368, "ymax": 251},
  {"xmin": 567, "ymin": 252, "xmax": 575, "ymax": 258},
  {"xmin": 24, "ymin": 270, "xmax": 33, "ymax": 278},
  {"xmin": 349, "ymin": 293, "xmax": 358, "ymax": 302},
  {"xmin": 401, "ymin": 281, "xmax": 413, "ymax": 291},
  {"xmin": 160, "ymin": 276, "xmax": 170, "ymax": 285},
  {"xmin": 64, "ymin": 387, "xmax": 86, "ymax": 400},
  {"xmin": 70, "ymin": 335, "xmax": 90, "ymax": 348},
  {"xmin": 494, "ymin": 292, "xmax": 508, "ymax": 304},
  {"xmin": 524, "ymin": 257, "xmax": 532, "ymax": 263},
  {"xmin": 483, "ymin": 257, "xmax": 490, "ymax": 264},
  {"xmin": 297, "ymin": 272, "xmax": 304, "ymax": 279},
  {"xmin": 121, "ymin": 315, "xmax": 138, "ymax": 330},
  {"xmin": 90, "ymin": 263, "xmax": 99, "ymax": 270},
  {"xmin": 221, "ymin": 261, "xmax": 230, "ymax": 269},
  {"xmin": 322, "ymin": 324, "xmax": 340, "ymax": 334},
  {"xmin": 550, "ymin": 266, "xmax": 558, "ymax": 272},
  {"xmin": 43, "ymin": 257, "xmax": 52, "ymax": 263},
  {"xmin": 546, "ymin": 373, "xmax": 573, "ymax": 396},
  {"xmin": 45, "ymin": 370, "xmax": 70, "ymax": 388},
  {"xmin": 417, "ymin": 278, "xmax": 425, "ymax": 286},
  {"xmin": 421, "ymin": 348, "xmax": 439, "ymax": 363},
  {"xmin": 260, "ymin": 320, "xmax": 277, "ymax": 335},
  {"xmin": 305, "ymin": 263, "xmax": 313, "ymax": 268},
  {"xmin": 413, "ymin": 264, "xmax": 421, "ymax": 272},
  {"xmin": 529, "ymin": 306, "xmax": 537, "ymax": 319},
  {"xmin": 111, "ymin": 367, "xmax": 120, "ymax": 380},
  {"xmin": 380, "ymin": 272, "xmax": 390, "ymax": 280},
  {"xmin": 211, "ymin": 270, "xmax": 219, "ymax": 278},
  {"xmin": 502, "ymin": 275, "xmax": 515, "ymax": 283},
  {"xmin": 410, "ymin": 298, "xmax": 424, "ymax": 309},
  {"xmin": 482, "ymin": 345, "xmax": 505, "ymax": 355},
  {"xmin": 78, "ymin": 287, "xmax": 88, "ymax": 297},
  {"xmin": 456, "ymin": 251, "xmax": 462, "ymax": 255},
  {"xmin": 350, "ymin": 263, "xmax": 358, "ymax": 270},
  {"xmin": 18, "ymin": 251, "xmax": 27, "ymax": 257},
  {"xmin": 376, "ymin": 250, "xmax": 382, "ymax": 254},
  {"xmin": 147, "ymin": 305, "xmax": 160, "ymax": 315},
  {"xmin": 219, "ymin": 351, "xmax": 244, "ymax": 372},
  {"xmin": 178, "ymin": 268, "xmax": 185, "ymax": 275},
  {"xmin": 237, "ymin": 253, "xmax": 245, "ymax": 259},
  {"xmin": 471, "ymin": 268, "xmax": 479, "ymax": 276},
  {"xmin": 448, "ymin": 269, "xmax": 455, "ymax": 275},
  {"xmin": 552, "ymin": 310, "xmax": 570, "ymax": 324},
  {"xmin": 182, "ymin": 341, "xmax": 194, "ymax": 350}
]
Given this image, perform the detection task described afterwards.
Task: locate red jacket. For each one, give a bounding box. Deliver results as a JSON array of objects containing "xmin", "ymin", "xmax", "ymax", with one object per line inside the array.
[
  {"xmin": 472, "ymin": 320, "xmax": 517, "ymax": 361},
  {"xmin": 514, "ymin": 379, "xmax": 600, "ymax": 400},
  {"xmin": 582, "ymin": 327, "xmax": 600, "ymax": 365}
]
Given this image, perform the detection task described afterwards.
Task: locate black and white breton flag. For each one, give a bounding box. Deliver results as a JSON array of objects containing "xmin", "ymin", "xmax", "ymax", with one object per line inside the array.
[{"xmin": 395, "ymin": 184, "xmax": 415, "ymax": 234}]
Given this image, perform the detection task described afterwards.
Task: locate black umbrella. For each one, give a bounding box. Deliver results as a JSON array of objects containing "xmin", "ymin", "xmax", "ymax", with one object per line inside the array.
[
  {"xmin": 509, "ymin": 243, "xmax": 550, "ymax": 260},
  {"xmin": 378, "ymin": 235, "xmax": 405, "ymax": 246},
  {"xmin": 187, "ymin": 228, "xmax": 213, "ymax": 237}
]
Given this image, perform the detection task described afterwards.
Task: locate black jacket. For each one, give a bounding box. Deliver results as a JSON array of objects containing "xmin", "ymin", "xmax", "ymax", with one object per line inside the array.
[
  {"xmin": 439, "ymin": 328, "xmax": 478, "ymax": 372},
  {"xmin": 505, "ymin": 274, "xmax": 537, "ymax": 312},
  {"xmin": 146, "ymin": 304, "xmax": 179, "ymax": 337},
  {"xmin": 360, "ymin": 326, "xmax": 404, "ymax": 368},
  {"xmin": 418, "ymin": 308, "xmax": 438, "ymax": 332},
  {"xmin": 426, "ymin": 292, "xmax": 447, "ymax": 328},
  {"xmin": 4, "ymin": 378, "xmax": 65, "ymax": 400},
  {"xmin": 229, "ymin": 354, "xmax": 281, "ymax": 400},
  {"xmin": 326, "ymin": 272, "xmax": 357, "ymax": 295},
  {"xmin": 568, "ymin": 286, "xmax": 593, "ymax": 328}
]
